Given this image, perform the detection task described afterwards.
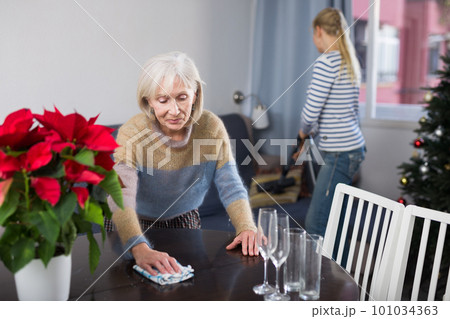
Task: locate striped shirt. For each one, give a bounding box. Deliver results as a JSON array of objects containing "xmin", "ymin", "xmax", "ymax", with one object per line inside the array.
[{"xmin": 300, "ymin": 50, "xmax": 365, "ymax": 152}]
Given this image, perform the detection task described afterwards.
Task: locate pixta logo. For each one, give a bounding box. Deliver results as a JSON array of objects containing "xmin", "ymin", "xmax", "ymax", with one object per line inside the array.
[
  {"xmin": 125, "ymin": 129, "xmax": 171, "ymax": 176},
  {"xmin": 295, "ymin": 138, "xmax": 325, "ymax": 166},
  {"xmin": 125, "ymin": 129, "xmax": 324, "ymax": 176}
]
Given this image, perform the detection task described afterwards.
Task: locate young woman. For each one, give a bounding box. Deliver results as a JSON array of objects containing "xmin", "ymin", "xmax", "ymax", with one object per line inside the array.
[{"xmin": 299, "ymin": 8, "xmax": 366, "ymax": 237}]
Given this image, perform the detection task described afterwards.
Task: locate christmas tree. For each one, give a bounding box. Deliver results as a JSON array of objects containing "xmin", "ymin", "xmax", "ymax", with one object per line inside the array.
[
  {"xmin": 398, "ymin": 54, "xmax": 450, "ymax": 212},
  {"xmin": 397, "ymin": 54, "xmax": 450, "ymax": 300}
]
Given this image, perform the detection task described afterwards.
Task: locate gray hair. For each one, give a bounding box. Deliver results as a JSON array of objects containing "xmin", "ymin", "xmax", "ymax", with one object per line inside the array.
[{"xmin": 137, "ymin": 51, "xmax": 204, "ymax": 125}]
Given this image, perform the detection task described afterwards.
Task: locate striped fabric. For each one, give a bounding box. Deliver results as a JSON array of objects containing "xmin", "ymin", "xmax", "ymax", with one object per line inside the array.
[{"xmin": 300, "ymin": 51, "xmax": 365, "ymax": 152}]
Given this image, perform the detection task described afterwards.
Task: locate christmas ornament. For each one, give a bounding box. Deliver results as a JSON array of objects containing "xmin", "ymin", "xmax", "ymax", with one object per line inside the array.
[
  {"xmin": 400, "ymin": 176, "xmax": 408, "ymax": 185},
  {"xmin": 411, "ymin": 150, "xmax": 420, "ymax": 159},
  {"xmin": 419, "ymin": 116, "xmax": 427, "ymax": 124},
  {"xmin": 424, "ymin": 91, "xmax": 433, "ymax": 102},
  {"xmin": 419, "ymin": 162, "xmax": 429, "ymax": 174},
  {"xmin": 414, "ymin": 137, "xmax": 425, "ymax": 148},
  {"xmin": 434, "ymin": 126, "xmax": 443, "ymax": 137},
  {"xmin": 397, "ymin": 197, "xmax": 407, "ymax": 205},
  {"xmin": 445, "ymin": 163, "xmax": 450, "ymax": 171}
]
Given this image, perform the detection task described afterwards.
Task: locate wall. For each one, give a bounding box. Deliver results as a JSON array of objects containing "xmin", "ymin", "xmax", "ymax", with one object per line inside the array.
[
  {"xmin": 358, "ymin": 121, "xmax": 419, "ymax": 201},
  {"xmin": 0, "ymin": 0, "xmax": 254, "ymax": 125},
  {"xmin": 0, "ymin": 0, "xmax": 423, "ymax": 201}
]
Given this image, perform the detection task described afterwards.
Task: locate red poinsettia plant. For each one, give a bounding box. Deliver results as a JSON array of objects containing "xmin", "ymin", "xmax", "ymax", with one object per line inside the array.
[{"xmin": 0, "ymin": 107, "xmax": 123, "ymax": 274}]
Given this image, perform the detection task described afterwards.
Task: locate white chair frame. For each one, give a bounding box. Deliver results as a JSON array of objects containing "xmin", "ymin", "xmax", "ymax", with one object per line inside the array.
[
  {"xmin": 323, "ymin": 183, "xmax": 405, "ymax": 301},
  {"xmin": 388, "ymin": 205, "xmax": 450, "ymax": 301}
]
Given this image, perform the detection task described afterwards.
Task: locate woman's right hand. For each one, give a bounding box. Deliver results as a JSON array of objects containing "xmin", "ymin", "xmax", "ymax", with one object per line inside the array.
[
  {"xmin": 292, "ymin": 130, "xmax": 307, "ymax": 161},
  {"xmin": 131, "ymin": 242, "xmax": 181, "ymax": 276}
]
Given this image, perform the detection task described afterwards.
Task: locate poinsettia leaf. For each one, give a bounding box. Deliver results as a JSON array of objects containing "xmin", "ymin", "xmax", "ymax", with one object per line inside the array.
[
  {"xmin": 71, "ymin": 186, "xmax": 89, "ymax": 209},
  {"xmin": 64, "ymin": 160, "xmax": 104, "ymax": 184},
  {"xmin": 37, "ymin": 240, "xmax": 56, "ymax": 267},
  {"xmin": 0, "ymin": 223, "xmax": 23, "ymax": 245},
  {"xmin": 1, "ymin": 108, "xmax": 34, "ymax": 133},
  {"xmin": 31, "ymin": 177, "xmax": 61, "ymax": 206},
  {"xmin": 79, "ymin": 170, "xmax": 104, "ymax": 184},
  {"xmin": 87, "ymin": 114, "xmax": 100, "ymax": 126},
  {"xmin": 51, "ymin": 142, "xmax": 76, "ymax": 153},
  {"xmin": 98, "ymin": 169, "xmax": 123, "ymax": 210},
  {"xmin": 23, "ymin": 142, "xmax": 53, "ymax": 172},
  {"xmin": 99, "ymin": 201, "xmax": 112, "ymax": 220},
  {"xmin": 10, "ymin": 237, "xmax": 35, "ymax": 273},
  {"xmin": 81, "ymin": 125, "xmax": 119, "ymax": 152},
  {"xmin": 100, "ymin": 222, "xmax": 106, "ymax": 242},
  {"xmin": 60, "ymin": 219, "xmax": 77, "ymax": 256},
  {"xmin": 94, "ymin": 151, "xmax": 115, "ymax": 171},
  {"xmin": 60, "ymin": 146, "xmax": 74, "ymax": 157},
  {"xmin": 90, "ymin": 184, "xmax": 107, "ymax": 202},
  {"xmin": 0, "ymin": 151, "xmax": 21, "ymax": 179},
  {"xmin": 84, "ymin": 201, "xmax": 104, "ymax": 226},
  {"xmin": 74, "ymin": 149, "xmax": 95, "ymax": 167},
  {"xmin": 34, "ymin": 160, "xmax": 65, "ymax": 178},
  {"xmin": 72, "ymin": 214, "xmax": 93, "ymax": 234},
  {"xmin": 87, "ymin": 231, "xmax": 100, "ymax": 274},
  {"xmin": 90, "ymin": 165, "xmax": 106, "ymax": 175},
  {"xmin": 0, "ymin": 189, "xmax": 19, "ymax": 225},
  {"xmin": 0, "ymin": 224, "xmax": 25, "ymax": 271},
  {"xmin": 0, "ymin": 245, "xmax": 13, "ymax": 272},
  {"xmin": 91, "ymin": 201, "xmax": 110, "ymax": 243},
  {"xmin": 2, "ymin": 149, "xmax": 27, "ymax": 157},
  {"xmin": 0, "ymin": 178, "xmax": 13, "ymax": 206},
  {"xmin": 54, "ymin": 192, "xmax": 77, "ymax": 226},
  {"xmin": 27, "ymin": 210, "xmax": 60, "ymax": 244}
]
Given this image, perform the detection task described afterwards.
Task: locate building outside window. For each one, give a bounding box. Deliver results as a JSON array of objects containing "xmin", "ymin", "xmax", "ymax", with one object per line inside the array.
[{"xmin": 353, "ymin": 0, "xmax": 450, "ymax": 122}]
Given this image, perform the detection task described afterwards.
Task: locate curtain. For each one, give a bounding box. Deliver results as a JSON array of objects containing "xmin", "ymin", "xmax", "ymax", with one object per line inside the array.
[{"xmin": 249, "ymin": 0, "xmax": 353, "ymax": 155}]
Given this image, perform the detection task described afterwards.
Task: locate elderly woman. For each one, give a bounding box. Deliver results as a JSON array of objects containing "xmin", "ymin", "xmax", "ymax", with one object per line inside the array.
[{"xmin": 108, "ymin": 51, "xmax": 258, "ymax": 276}]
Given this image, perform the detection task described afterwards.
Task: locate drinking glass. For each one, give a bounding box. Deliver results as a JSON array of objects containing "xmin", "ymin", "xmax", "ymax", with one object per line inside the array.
[
  {"xmin": 299, "ymin": 234, "xmax": 323, "ymax": 300},
  {"xmin": 265, "ymin": 212, "xmax": 290, "ymax": 301},
  {"xmin": 252, "ymin": 208, "xmax": 277, "ymax": 295},
  {"xmin": 283, "ymin": 228, "xmax": 305, "ymax": 292}
]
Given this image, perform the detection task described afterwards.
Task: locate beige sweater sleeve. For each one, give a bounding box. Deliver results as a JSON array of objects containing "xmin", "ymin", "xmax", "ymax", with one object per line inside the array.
[
  {"xmin": 201, "ymin": 113, "xmax": 257, "ymax": 235},
  {"xmin": 107, "ymin": 163, "xmax": 144, "ymax": 246},
  {"xmin": 111, "ymin": 207, "xmax": 144, "ymax": 246},
  {"xmin": 226, "ymin": 199, "xmax": 257, "ymax": 235}
]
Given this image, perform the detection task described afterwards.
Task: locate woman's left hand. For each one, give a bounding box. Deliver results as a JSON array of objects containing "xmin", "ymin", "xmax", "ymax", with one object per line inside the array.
[{"xmin": 226, "ymin": 230, "xmax": 259, "ymax": 256}]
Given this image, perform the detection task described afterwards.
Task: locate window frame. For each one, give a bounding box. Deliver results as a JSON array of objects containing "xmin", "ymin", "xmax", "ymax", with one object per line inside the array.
[{"xmin": 361, "ymin": 0, "xmax": 424, "ymax": 129}]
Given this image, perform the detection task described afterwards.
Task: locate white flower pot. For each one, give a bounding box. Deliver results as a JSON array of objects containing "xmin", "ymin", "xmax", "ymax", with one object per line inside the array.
[{"xmin": 14, "ymin": 253, "xmax": 72, "ymax": 301}]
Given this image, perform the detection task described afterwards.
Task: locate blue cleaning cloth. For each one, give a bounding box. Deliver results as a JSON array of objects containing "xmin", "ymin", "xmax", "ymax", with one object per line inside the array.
[{"xmin": 133, "ymin": 263, "xmax": 194, "ymax": 285}]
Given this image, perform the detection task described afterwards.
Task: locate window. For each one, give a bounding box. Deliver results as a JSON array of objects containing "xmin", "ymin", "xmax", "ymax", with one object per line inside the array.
[
  {"xmin": 354, "ymin": 20, "xmax": 368, "ymax": 82},
  {"xmin": 428, "ymin": 36, "xmax": 441, "ymax": 75},
  {"xmin": 353, "ymin": 0, "xmax": 450, "ymax": 123},
  {"xmin": 377, "ymin": 25, "xmax": 399, "ymax": 83}
]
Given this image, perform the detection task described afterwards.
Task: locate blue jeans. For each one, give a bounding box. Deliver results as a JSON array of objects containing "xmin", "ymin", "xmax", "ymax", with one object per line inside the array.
[{"xmin": 305, "ymin": 147, "xmax": 366, "ymax": 237}]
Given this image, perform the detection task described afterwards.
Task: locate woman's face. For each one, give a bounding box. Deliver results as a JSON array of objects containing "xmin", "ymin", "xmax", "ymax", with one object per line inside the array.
[{"xmin": 147, "ymin": 77, "xmax": 196, "ymax": 138}]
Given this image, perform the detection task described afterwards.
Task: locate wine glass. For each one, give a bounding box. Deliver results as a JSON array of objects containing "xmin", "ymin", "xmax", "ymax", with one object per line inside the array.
[
  {"xmin": 252, "ymin": 208, "xmax": 277, "ymax": 295},
  {"xmin": 265, "ymin": 212, "xmax": 290, "ymax": 301}
]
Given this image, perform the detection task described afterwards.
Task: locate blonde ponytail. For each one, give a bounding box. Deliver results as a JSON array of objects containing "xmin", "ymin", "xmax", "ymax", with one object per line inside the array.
[{"xmin": 313, "ymin": 8, "xmax": 361, "ymax": 85}]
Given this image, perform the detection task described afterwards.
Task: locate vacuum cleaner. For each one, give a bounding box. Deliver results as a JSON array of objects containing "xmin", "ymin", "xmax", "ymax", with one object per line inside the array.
[
  {"xmin": 257, "ymin": 135, "xmax": 317, "ymax": 194},
  {"xmin": 257, "ymin": 135, "xmax": 316, "ymax": 194}
]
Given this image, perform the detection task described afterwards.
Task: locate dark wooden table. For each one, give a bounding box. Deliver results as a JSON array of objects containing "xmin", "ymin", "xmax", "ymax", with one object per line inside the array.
[{"xmin": 0, "ymin": 229, "xmax": 359, "ymax": 301}]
